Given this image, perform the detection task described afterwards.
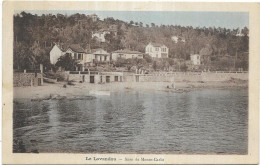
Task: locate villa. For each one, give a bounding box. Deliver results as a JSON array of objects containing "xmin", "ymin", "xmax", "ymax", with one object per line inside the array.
[
  {"xmin": 145, "ymin": 43, "xmax": 169, "ymax": 58},
  {"xmin": 92, "ymin": 29, "xmax": 111, "ymax": 42}
]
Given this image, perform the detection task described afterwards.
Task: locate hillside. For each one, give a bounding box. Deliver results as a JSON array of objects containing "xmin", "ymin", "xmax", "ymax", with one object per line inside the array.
[{"xmin": 13, "ymin": 12, "xmax": 249, "ymax": 71}]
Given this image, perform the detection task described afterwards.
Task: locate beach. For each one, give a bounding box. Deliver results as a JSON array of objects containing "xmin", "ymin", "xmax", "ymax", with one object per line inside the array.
[{"xmin": 13, "ymin": 79, "xmax": 248, "ymax": 100}]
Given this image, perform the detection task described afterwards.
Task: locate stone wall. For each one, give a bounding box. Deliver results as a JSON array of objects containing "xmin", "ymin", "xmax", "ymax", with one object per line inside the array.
[
  {"xmin": 66, "ymin": 71, "xmax": 248, "ymax": 83},
  {"xmin": 124, "ymin": 72, "xmax": 248, "ymax": 82},
  {"xmin": 14, "ymin": 73, "xmax": 43, "ymax": 87},
  {"xmin": 173, "ymin": 72, "xmax": 248, "ymax": 82}
]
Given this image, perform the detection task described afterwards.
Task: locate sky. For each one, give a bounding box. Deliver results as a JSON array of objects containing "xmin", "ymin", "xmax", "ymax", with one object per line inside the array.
[{"xmin": 15, "ymin": 10, "xmax": 249, "ymax": 29}]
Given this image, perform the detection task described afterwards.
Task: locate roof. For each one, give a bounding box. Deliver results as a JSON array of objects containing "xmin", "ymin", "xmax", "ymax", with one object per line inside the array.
[
  {"xmin": 54, "ymin": 43, "xmax": 66, "ymax": 52},
  {"xmin": 90, "ymin": 48, "xmax": 109, "ymax": 54},
  {"xmin": 149, "ymin": 43, "xmax": 166, "ymax": 47},
  {"xmin": 68, "ymin": 44, "xmax": 86, "ymax": 53},
  {"xmin": 112, "ymin": 49, "xmax": 142, "ymax": 54}
]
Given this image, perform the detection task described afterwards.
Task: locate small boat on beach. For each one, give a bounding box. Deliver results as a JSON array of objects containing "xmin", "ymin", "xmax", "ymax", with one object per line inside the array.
[{"xmin": 43, "ymin": 77, "xmax": 57, "ymax": 84}]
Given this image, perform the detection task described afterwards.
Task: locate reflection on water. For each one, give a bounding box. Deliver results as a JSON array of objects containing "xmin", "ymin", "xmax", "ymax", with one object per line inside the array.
[{"xmin": 13, "ymin": 89, "xmax": 248, "ymax": 154}]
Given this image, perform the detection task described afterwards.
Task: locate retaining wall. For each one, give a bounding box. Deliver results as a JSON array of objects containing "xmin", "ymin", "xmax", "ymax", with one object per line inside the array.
[
  {"xmin": 124, "ymin": 72, "xmax": 248, "ymax": 82},
  {"xmin": 66, "ymin": 71, "xmax": 248, "ymax": 83},
  {"xmin": 14, "ymin": 73, "xmax": 43, "ymax": 87}
]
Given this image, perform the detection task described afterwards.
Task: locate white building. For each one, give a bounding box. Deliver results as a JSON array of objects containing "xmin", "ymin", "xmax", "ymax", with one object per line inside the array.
[
  {"xmin": 171, "ymin": 35, "xmax": 186, "ymax": 43},
  {"xmin": 88, "ymin": 48, "xmax": 110, "ymax": 63},
  {"xmin": 50, "ymin": 44, "xmax": 65, "ymax": 64},
  {"xmin": 92, "ymin": 29, "xmax": 111, "ymax": 42},
  {"xmin": 65, "ymin": 44, "xmax": 87, "ymax": 65},
  {"xmin": 88, "ymin": 14, "xmax": 98, "ymax": 22},
  {"xmin": 111, "ymin": 49, "xmax": 143, "ymax": 60},
  {"xmin": 171, "ymin": 36, "xmax": 179, "ymax": 43},
  {"xmin": 50, "ymin": 43, "xmax": 111, "ymax": 69},
  {"xmin": 145, "ymin": 43, "xmax": 169, "ymax": 58},
  {"xmin": 190, "ymin": 54, "xmax": 201, "ymax": 65}
]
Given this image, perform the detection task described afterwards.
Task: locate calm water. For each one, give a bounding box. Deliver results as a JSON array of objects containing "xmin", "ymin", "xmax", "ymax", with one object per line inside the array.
[{"xmin": 13, "ymin": 89, "xmax": 248, "ymax": 154}]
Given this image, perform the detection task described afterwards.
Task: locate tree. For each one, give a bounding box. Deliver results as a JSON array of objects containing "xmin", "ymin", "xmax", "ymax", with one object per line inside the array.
[
  {"xmin": 152, "ymin": 61, "xmax": 157, "ymax": 71},
  {"xmin": 180, "ymin": 63, "xmax": 188, "ymax": 72},
  {"xmin": 55, "ymin": 53, "xmax": 78, "ymax": 71},
  {"xmin": 125, "ymin": 59, "xmax": 134, "ymax": 71},
  {"xmin": 143, "ymin": 54, "xmax": 152, "ymax": 63},
  {"xmin": 13, "ymin": 11, "xmax": 249, "ymax": 72},
  {"xmin": 133, "ymin": 58, "xmax": 147, "ymax": 70}
]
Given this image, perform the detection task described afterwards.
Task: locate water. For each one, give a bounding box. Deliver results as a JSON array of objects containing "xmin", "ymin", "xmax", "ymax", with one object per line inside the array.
[{"xmin": 13, "ymin": 89, "xmax": 248, "ymax": 154}]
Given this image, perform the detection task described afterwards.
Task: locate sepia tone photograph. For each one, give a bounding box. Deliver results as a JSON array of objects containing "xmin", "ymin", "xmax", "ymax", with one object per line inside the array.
[
  {"xmin": 13, "ymin": 10, "xmax": 249, "ymax": 154},
  {"xmin": 2, "ymin": 1, "xmax": 260, "ymax": 165}
]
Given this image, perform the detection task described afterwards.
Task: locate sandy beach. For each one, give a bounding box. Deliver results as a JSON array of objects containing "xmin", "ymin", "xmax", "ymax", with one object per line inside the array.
[{"xmin": 13, "ymin": 79, "xmax": 248, "ymax": 100}]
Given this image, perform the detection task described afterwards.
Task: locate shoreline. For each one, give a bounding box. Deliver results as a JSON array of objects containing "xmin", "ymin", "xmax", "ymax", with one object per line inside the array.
[{"xmin": 13, "ymin": 80, "xmax": 248, "ymax": 100}]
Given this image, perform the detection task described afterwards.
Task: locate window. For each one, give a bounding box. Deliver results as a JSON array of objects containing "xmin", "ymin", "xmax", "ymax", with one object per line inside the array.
[
  {"xmin": 74, "ymin": 53, "xmax": 77, "ymax": 59},
  {"xmin": 78, "ymin": 54, "xmax": 83, "ymax": 60},
  {"xmin": 162, "ymin": 48, "xmax": 167, "ymax": 52},
  {"xmin": 155, "ymin": 47, "xmax": 159, "ymax": 51}
]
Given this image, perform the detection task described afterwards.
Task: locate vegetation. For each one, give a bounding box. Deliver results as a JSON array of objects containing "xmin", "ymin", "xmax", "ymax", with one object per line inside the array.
[
  {"xmin": 55, "ymin": 53, "xmax": 78, "ymax": 71},
  {"xmin": 14, "ymin": 11, "xmax": 249, "ymax": 71}
]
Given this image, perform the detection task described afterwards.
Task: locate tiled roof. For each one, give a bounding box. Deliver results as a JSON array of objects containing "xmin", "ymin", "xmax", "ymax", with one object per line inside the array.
[
  {"xmin": 68, "ymin": 44, "xmax": 86, "ymax": 53},
  {"xmin": 90, "ymin": 48, "xmax": 109, "ymax": 54},
  {"xmin": 112, "ymin": 49, "xmax": 142, "ymax": 54}
]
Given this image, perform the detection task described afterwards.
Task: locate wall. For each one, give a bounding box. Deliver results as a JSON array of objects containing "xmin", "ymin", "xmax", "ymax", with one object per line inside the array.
[
  {"xmin": 124, "ymin": 72, "xmax": 248, "ymax": 82},
  {"xmin": 14, "ymin": 73, "xmax": 43, "ymax": 87},
  {"xmin": 67, "ymin": 71, "xmax": 248, "ymax": 83},
  {"xmin": 67, "ymin": 72, "xmax": 123, "ymax": 83},
  {"xmin": 173, "ymin": 72, "xmax": 248, "ymax": 82},
  {"xmin": 67, "ymin": 73, "xmax": 86, "ymax": 82},
  {"xmin": 50, "ymin": 45, "xmax": 64, "ymax": 64}
]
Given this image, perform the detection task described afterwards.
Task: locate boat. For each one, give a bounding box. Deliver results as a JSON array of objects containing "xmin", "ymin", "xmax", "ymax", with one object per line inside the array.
[{"xmin": 43, "ymin": 77, "xmax": 57, "ymax": 83}]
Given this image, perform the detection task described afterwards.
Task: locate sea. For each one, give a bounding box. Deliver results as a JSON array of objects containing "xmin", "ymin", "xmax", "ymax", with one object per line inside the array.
[{"xmin": 13, "ymin": 89, "xmax": 248, "ymax": 154}]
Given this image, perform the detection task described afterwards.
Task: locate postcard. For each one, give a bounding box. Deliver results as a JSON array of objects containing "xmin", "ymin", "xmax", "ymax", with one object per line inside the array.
[{"xmin": 2, "ymin": 1, "xmax": 259, "ymax": 164}]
